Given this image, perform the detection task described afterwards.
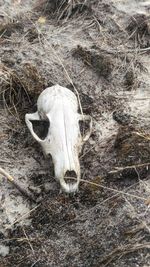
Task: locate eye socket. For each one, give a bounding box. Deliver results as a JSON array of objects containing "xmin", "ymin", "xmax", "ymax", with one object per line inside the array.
[{"xmin": 31, "ymin": 119, "xmax": 50, "ymax": 140}]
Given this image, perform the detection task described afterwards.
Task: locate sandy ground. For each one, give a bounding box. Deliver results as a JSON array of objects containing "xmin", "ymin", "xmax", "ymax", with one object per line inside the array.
[{"xmin": 0, "ymin": 0, "xmax": 150, "ymax": 266}]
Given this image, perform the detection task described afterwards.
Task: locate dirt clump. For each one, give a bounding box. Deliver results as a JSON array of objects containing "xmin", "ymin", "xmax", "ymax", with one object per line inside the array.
[
  {"xmin": 72, "ymin": 45, "xmax": 113, "ymax": 79},
  {"xmin": 126, "ymin": 13, "xmax": 150, "ymax": 48}
]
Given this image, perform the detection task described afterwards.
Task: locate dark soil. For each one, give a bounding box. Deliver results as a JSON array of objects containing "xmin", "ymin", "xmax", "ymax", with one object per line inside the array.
[{"xmin": 0, "ymin": 0, "xmax": 150, "ymax": 267}]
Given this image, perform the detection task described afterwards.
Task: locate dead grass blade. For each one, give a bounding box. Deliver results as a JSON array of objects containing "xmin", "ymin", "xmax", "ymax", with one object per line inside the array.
[
  {"xmin": 67, "ymin": 177, "xmax": 148, "ymax": 201},
  {"xmin": 22, "ymin": 226, "xmax": 35, "ymax": 255},
  {"xmin": 99, "ymin": 243, "xmax": 150, "ymax": 267},
  {"xmin": 109, "ymin": 162, "xmax": 150, "ymax": 174},
  {"xmin": 133, "ymin": 131, "xmax": 150, "ymax": 141}
]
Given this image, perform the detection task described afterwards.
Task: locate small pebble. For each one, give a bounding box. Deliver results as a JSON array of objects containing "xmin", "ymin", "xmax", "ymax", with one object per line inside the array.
[
  {"xmin": 28, "ymin": 186, "xmax": 42, "ymax": 195},
  {"xmin": 44, "ymin": 182, "xmax": 56, "ymax": 193},
  {"xmin": 36, "ymin": 196, "xmax": 43, "ymax": 203},
  {"xmin": 0, "ymin": 244, "xmax": 10, "ymax": 257}
]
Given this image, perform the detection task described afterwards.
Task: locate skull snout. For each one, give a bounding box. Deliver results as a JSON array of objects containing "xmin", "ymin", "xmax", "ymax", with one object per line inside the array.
[
  {"xmin": 58, "ymin": 169, "xmax": 80, "ymax": 194},
  {"xmin": 64, "ymin": 170, "xmax": 78, "ymax": 192},
  {"xmin": 53, "ymin": 150, "xmax": 81, "ymax": 193}
]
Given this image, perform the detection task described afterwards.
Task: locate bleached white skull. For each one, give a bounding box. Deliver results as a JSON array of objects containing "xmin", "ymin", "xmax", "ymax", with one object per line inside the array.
[{"xmin": 25, "ymin": 84, "xmax": 92, "ymax": 193}]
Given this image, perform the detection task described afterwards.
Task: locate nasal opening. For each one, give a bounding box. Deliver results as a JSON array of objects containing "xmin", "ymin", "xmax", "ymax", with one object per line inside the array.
[
  {"xmin": 64, "ymin": 170, "xmax": 77, "ymax": 184},
  {"xmin": 60, "ymin": 170, "xmax": 79, "ymax": 193}
]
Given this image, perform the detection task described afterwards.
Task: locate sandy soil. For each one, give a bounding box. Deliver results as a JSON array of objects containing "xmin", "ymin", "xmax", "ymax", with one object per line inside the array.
[{"xmin": 0, "ymin": 0, "xmax": 150, "ymax": 266}]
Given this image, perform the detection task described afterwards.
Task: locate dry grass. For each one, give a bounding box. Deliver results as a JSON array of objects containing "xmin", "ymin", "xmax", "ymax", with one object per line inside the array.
[{"xmin": 99, "ymin": 242, "xmax": 150, "ymax": 267}]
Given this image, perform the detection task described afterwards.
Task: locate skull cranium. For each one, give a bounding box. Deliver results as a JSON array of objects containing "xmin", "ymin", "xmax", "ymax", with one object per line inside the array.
[{"xmin": 25, "ymin": 84, "xmax": 92, "ymax": 193}]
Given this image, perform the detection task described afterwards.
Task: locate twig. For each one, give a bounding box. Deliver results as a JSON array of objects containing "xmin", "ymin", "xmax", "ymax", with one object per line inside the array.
[
  {"xmin": 101, "ymin": 46, "xmax": 150, "ymax": 55},
  {"xmin": 80, "ymin": 144, "xmax": 96, "ymax": 159},
  {"xmin": 81, "ymin": 178, "xmax": 147, "ymax": 201},
  {"xmin": 1, "ymin": 237, "xmax": 35, "ymax": 243},
  {"xmin": 109, "ymin": 162, "xmax": 150, "ymax": 174},
  {"xmin": 133, "ymin": 131, "xmax": 150, "ymax": 141},
  {"xmin": 113, "ymin": 96, "xmax": 150, "ymax": 100},
  {"xmin": 31, "ymin": 260, "xmax": 41, "ymax": 267},
  {"xmin": 22, "ymin": 226, "xmax": 35, "ymax": 255},
  {"xmin": 0, "ymin": 167, "xmax": 36, "ymax": 202},
  {"xmin": 67, "ymin": 177, "xmax": 147, "ymax": 201}
]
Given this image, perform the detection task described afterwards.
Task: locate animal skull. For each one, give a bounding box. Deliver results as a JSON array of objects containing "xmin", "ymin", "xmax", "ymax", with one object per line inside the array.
[{"xmin": 25, "ymin": 84, "xmax": 92, "ymax": 193}]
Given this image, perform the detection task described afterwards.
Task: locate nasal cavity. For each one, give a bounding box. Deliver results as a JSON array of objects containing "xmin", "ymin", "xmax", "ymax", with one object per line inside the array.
[
  {"xmin": 32, "ymin": 119, "xmax": 50, "ymax": 140},
  {"xmin": 64, "ymin": 170, "xmax": 77, "ymax": 184}
]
